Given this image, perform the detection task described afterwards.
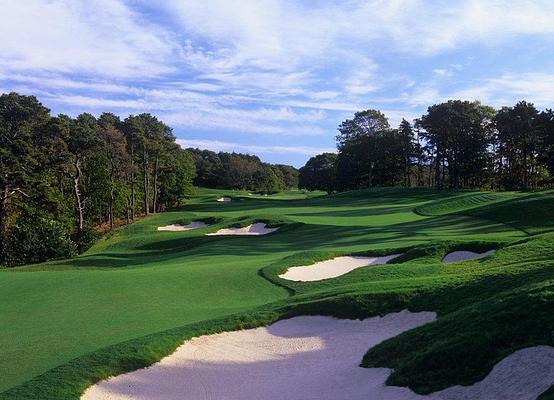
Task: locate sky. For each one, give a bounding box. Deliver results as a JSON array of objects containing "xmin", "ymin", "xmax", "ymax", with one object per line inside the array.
[{"xmin": 1, "ymin": 1, "xmax": 554, "ymax": 167}]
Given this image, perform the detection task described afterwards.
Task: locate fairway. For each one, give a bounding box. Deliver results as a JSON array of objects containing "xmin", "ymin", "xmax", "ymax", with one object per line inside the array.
[{"xmin": 1, "ymin": 188, "xmax": 553, "ymax": 399}]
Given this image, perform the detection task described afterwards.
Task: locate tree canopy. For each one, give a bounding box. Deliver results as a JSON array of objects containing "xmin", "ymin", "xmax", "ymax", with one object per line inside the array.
[
  {"xmin": 0, "ymin": 93, "xmax": 196, "ymax": 266},
  {"xmin": 300, "ymin": 100, "xmax": 554, "ymax": 193},
  {"xmin": 187, "ymin": 148, "xmax": 299, "ymax": 194}
]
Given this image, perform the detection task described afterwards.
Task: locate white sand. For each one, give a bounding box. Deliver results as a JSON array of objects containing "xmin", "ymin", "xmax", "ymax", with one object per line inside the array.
[
  {"xmin": 81, "ymin": 311, "xmax": 435, "ymax": 400},
  {"xmin": 81, "ymin": 311, "xmax": 554, "ymax": 400},
  {"xmin": 442, "ymin": 249, "xmax": 495, "ymax": 264},
  {"xmin": 206, "ymin": 223, "xmax": 279, "ymax": 236},
  {"xmin": 431, "ymin": 345, "xmax": 554, "ymax": 400},
  {"xmin": 280, "ymin": 254, "xmax": 402, "ymax": 281},
  {"xmin": 216, "ymin": 197, "xmax": 232, "ymax": 202},
  {"xmin": 157, "ymin": 221, "xmax": 208, "ymax": 231}
]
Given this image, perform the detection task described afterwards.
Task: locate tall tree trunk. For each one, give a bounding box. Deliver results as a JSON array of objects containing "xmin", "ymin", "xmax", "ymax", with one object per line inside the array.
[
  {"xmin": 130, "ymin": 143, "xmax": 135, "ymax": 221},
  {"xmin": 404, "ymin": 152, "xmax": 409, "ymax": 187},
  {"xmin": 152, "ymin": 156, "xmax": 159, "ymax": 213},
  {"xmin": 73, "ymin": 158, "xmax": 85, "ymax": 232},
  {"xmin": 441, "ymin": 158, "xmax": 446, "ymax": 189},
  {"xmin": 109, "ymin": 163, "xmax": 115, "ymax": 230},
  {"xmin": 522, "ymin": 134, "xmax": 529, "ymax": 189},
  {"xmin": 435, "ymin": 153, "xmax": 442, "ymax": 189},
  {"xmin": 428, "ymin": 160, "xmax": 433, "ymax": 188},
  {"xmin": 391, "ymin": 157, "xmax": 397, "ymax": 186},
  {"xmin": 125, "ymin": 198, "xmax": 130, "ymax": 225},
  {"xmin": 0, "ymin": 185, "xmax": 8, "ymax": 262},
  {"xmin": 368, "ymin": 161, "xmax": 375, "ymax": 188},
  {"xmin": 142, "ymin": 147, "xmax": 149, "ymax": 215}
]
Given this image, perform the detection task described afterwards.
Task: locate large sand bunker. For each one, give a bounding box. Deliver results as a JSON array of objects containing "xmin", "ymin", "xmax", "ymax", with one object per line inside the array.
[
  {"xmin": 82, "ymin": 311, "xmax": 435, "ymax": 400},
  {"xmin": 157, "ymin": 221, "xmax": 208, "ymax": 231},
  {"xmin": 280, "ymin": 254, "xmax": 401, "ymax": 281},
  {"xmin": 216, "ymin": 197, "xmax": 231, "ymax": 202},
  {"xmin": 442, "ymin": 249, "xmax": 495, "ymax": 264},
  {"xmin": 206, "ymin": 223, "xmax": 279, "ymax": 236},
  {"xmin": 82, "ymin": 311, "xmax": 554, "ymax": 400}
]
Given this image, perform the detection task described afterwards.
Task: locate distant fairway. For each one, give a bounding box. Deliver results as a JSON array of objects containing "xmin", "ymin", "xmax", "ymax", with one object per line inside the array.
[{"xmin": 1, "ymin": 188, "xmax": 554, "ymax": 398}]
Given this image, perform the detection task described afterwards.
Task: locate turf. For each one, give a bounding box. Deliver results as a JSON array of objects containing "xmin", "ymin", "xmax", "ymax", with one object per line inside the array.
[{"xmin": 1, "ymin": 187, "xmax": 553, "ymax": 398}]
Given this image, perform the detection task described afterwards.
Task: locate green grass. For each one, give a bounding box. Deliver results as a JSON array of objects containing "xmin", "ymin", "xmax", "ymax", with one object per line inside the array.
[
  {"xmin": 1, "ymin": 187, "xmax": 553, "ymax": 398},
  {"xmin": 413, "ymin": 191, "xmax": 524, "ymax": 216}
]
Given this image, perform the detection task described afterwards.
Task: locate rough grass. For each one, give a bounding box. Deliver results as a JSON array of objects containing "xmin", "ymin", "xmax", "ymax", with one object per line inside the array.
[{"xmin": 1, "ymin": 187, "xmax": 553, "ymax": 398}]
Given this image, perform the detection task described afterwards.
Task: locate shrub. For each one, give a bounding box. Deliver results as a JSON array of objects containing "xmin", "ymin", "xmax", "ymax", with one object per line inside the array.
[{"xmin": 3, "ymin": 210, "xmax": 77, "ymax": 267}]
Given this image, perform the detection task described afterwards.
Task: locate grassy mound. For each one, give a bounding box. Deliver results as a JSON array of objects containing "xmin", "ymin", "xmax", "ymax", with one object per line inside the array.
[
  {"xmin": 413, "ymin": 191, "xmax": 521, "ymax": 216},
  {"xmin": 463, "ymin": 190, "xmax": 554, "ymax": 234}
]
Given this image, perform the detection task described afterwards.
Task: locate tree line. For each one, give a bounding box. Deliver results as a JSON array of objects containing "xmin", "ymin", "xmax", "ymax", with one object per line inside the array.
[
  {"xmin": 300, "ymin": 100, "xmax": 554, "ymax": 193},
  {"xmin": 0, "ymin": 92, "xmax": 195, "ymax": 267},
  {"xmin": 188, "ymin": 148, "xmax": 299, "ymax": 193}
]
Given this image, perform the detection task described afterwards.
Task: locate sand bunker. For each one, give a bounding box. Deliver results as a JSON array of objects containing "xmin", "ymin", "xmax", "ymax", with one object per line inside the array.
[
  {"xmin": 82, "ymin": 311, "xmax": 435, "ymax": 400},
  {"xmin": 442, "ymin": 249, "xmax": 495, "ymax": 264},
  {"xmin": 157, "ymin": 221, "xmax": 208, "ymax": 231},
  {"xmin": 206, "ymin": 222, "xmax": 278, "ymax": 236},
  {"xmin": 280, "ymin": 254, "xmax": 401, "ymax": 281},
  {"xmin": 216, "ymin": 197, "xmax": 231, "ymax": 202},
  {"xmin": 81, "ymin": 311, "xmax": 554, "ymax": 400},
  {"xmin": 430, "ymin": 345, "xmax": 554, "ymax": 399}
]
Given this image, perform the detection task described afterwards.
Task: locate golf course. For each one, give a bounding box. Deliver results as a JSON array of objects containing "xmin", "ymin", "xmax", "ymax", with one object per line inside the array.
[{"xmin": 1, "ymin": 187, "xmax": 554, "ymax": 399}]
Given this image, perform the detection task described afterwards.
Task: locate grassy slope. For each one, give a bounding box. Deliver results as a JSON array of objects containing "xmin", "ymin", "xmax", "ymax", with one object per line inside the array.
[
  {"xmin": 0, "ymin": 212, "xmax": 289, "ymax": 392},
  {"xmin": 2, "ymin": 188, "xmax": 553, "ymax": 398},
  {"xmin": 413, "ymin": 191, "xmax": 524, "ymax": 216}
]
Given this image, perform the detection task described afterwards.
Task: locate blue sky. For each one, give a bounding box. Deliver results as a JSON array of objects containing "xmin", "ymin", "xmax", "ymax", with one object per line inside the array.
[{"xmin": 2, "ymin": 1, "xmax": 554, "ymax": 167}]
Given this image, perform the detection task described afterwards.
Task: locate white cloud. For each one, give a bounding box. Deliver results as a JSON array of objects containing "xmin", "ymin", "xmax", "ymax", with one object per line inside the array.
[
  {"xmin": 432, "ymin": 69, "xmax": 451, "ymax": 77},
  {"xmin": 0, "ymin": 0, "xmax": 178, "ymax": 77},
  {"xmin": 382, "ymin": 110, "xmax": 423, "ymax": 127},
  {"xmin": 43, "ymin": 89, "xmax": 328, "ymax": 136},
  {"xmin": 451, "ymin": 73, "xmax": 554, "ymax": 108},
  {"xmin": 398, "ymin": 72, "xmax": 554, "ymax": 112},
  {"xmin": 176, "ymin": 139, "xmax": 335, "ymax": 156},
  {"xmin": 3, "ymin": 0, "xmax": 554, "ymax": 163}
]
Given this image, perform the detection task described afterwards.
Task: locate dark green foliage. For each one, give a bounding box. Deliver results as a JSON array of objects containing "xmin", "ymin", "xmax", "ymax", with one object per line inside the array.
[
  {"xmin": 187, "ymin": 148, "xmax": 298, "ymax": 192},
  {"xmin": 0, "ymin": 93, "xmax": 196, "ymax": 267},
  {"xmin": 301, "ymin": 99, "xmax": 554, "ymax": 195},
  {"xmin": 3, "ymin": 209, "xmax": 76, "ymax": 266},
  {"xmin": 494, "ymin": 101, "xmax": 545, "ymax": 189},
  {"xmin": 335, "ymin": 109, "xmax": 410, "ymax": 190},
  {"xmin": 273, "ymin": 164, "xmax": 299, "ymax": 188},
  {"xmin": 0, "ymin": 92, "xmax": 51, "ymax": 263},
  {"xmin": 72, "ymin": 226, "xmax": 100, "ymax": 253},
  {"xmin": 298, "ymin": 153, "xmax": 337, "ymax": 193},
  {"xmin": 419, "ymin": 100, "xmax": 494, "ymax": 189}
]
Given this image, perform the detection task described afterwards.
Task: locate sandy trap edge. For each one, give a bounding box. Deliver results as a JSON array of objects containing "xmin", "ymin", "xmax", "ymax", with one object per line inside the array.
[
  {"xmin": 442, "ymin": 249, "xmax": 496, "ymax": 264},
  {"xmin": 157, "ymin": 221, "xmax": 209, "ymax": 231},
  {"xmin": 206, "ymin": 222, "xmax": 279, "ymax": 236},
  {"xmin": 81, "ymin": 311, "xmax": 554, "ymax": 400},
  {"xmin": 279, "ymin": 254, "xmax": 402, "ymax": 281}
]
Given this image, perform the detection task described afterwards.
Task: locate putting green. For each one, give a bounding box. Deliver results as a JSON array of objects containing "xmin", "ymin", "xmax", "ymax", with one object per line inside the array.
[{"xmin": 1, "ymin": 188, "xmax": 550, "ymax": 396}]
